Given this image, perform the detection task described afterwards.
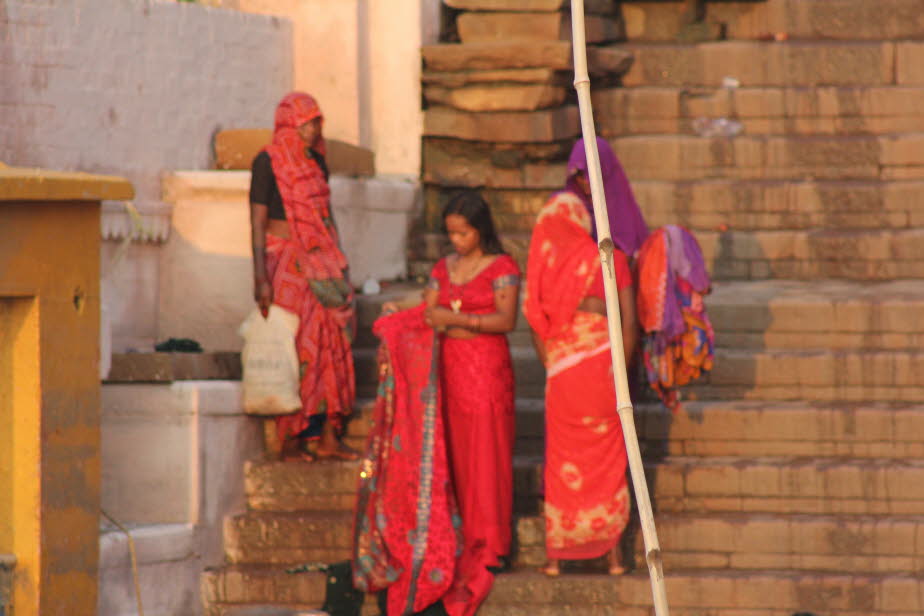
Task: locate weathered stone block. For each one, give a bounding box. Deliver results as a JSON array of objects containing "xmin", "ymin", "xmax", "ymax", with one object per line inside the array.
[
  {"xmin": 896, "ymin": 41, "xmax": 924, "ymax": 85},
  {"xmin": 423, "ymin": 41, "xmax": 573, "ymax": 71},
  {"xmin": 445, "ymin": 0, "xmax": 614, "ymax": 13},
  {"xmin": 422, "ymin": 68, "xmax": 561, "ymax": 87},
  {"xmin": 622, "ymin": 41, "xmax": 895, "ymax": 88},
  {"xmin": 457, "ymin": 11, "xmax": 620, "ymax": 43},
  {"xmin": 424, "ymin": 84, "xmax": 567, "ymax": 111}
]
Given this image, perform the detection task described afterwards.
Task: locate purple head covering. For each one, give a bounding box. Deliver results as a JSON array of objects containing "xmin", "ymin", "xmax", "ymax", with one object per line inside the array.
[{"xmin": 565, "ymin": 137, "xmax": 650, "ymax": 257}]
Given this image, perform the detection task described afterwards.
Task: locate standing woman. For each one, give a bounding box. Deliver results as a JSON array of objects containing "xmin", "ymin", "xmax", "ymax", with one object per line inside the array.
[
  {"xmin": 249, "ymin": 92, "xmax": 358, "ymax": 461},
  {"xmin": 567, "ymin": 136, "xmax": 649, "ymax": 259},
  {"xmin": 424, "ymin": 191, "xmax": 520, "ymax": 616},
  {"xmin": 524, "ymin": 157, "xmax": 640, "ymax": 576}
]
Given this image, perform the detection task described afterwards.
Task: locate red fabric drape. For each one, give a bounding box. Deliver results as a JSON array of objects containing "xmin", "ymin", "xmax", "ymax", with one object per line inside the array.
[{"xmin": 353, "ymin": 306, "xmax": 459, "ymax": 616}]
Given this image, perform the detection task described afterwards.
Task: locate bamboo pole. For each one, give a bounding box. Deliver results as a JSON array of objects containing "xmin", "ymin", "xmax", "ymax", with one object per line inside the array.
[{"xmin": 569, "ymin": 2, "xmax": 671, "ymax": 614}]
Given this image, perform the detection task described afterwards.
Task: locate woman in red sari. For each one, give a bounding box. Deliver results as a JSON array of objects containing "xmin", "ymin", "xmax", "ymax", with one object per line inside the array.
[
  {"xmin": 356, "ymin": 191, "xmax": 519, "ymax": 616},
  {"xmin": 426, "ymin": 192, "xmax": 519, "ymax": 616},
  {"xmin": 249, "ymin": 92, "xmax": 357, "ymax": 460},
  {"xmin": 523, "ymin": 187, "xmax": 638, "ymax": 577}
]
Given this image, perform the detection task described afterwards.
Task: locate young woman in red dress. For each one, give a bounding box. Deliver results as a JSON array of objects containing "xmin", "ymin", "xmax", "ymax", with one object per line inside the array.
[
  {"xmin": 355, "ymin": 191, "xmax": 519, "ymax": 616},
  {"xmin": 424, "ymin": 191, "xmax": 520, "ymax": 616}
]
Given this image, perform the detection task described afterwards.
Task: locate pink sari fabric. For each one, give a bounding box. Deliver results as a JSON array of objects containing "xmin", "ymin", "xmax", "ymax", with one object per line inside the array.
[
  {"xmin": 524, "ymin": 192, "xmax": 631, "ymax": 561},
  {"xmin": 262, "ymin": 92, "xmax": 355, "ymax": 439},
  {"xmin": 353, "ymin": 306, "xmax": 460, "ymax": 616}
]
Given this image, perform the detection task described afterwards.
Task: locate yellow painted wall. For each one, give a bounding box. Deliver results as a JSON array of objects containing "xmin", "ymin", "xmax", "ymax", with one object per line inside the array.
[{"xmin": 1, "ymin": 169, "xmax": 130, "ymax": 615}]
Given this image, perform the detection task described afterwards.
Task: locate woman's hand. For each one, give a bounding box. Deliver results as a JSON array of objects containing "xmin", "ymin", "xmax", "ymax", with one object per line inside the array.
[
  {"xmin": 424, "ymin": 306, "xmax": 456, "ymax": 329},
  {"xmin": 381, "ymin": 301, "xmax": 399, "ymax": 316},
  {"xmin": 255, "ymin": 277, "xmax": 273, "ymax": 318}
]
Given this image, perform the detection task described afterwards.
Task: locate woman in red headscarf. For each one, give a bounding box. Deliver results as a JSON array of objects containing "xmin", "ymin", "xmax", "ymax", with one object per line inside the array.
[
  {"xmin": 249, "ymin": 92, "xmax": 357, "ymax": 461},
  {"xmin": 523, "ymin": 188, "xmax": 636, "ymax": 577}
]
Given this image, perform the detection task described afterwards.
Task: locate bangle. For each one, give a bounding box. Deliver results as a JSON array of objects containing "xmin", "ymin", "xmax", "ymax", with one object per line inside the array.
[{"xmin": 468, "ymin": 314, "xmax": 480, "ymax": 332}]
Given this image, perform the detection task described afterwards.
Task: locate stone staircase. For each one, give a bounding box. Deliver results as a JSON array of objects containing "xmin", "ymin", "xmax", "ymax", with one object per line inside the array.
[{"xmin": 203, "ymin": 0, "xmax": 924, "ymax": 614}]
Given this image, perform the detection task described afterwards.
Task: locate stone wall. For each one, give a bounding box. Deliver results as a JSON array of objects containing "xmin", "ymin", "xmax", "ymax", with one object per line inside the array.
[{"xmin": 417, "ymin": 0, "xmax": 633, "ymax": 275}]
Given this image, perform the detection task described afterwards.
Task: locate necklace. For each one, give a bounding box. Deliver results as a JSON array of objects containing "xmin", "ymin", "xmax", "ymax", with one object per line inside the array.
[{"xmin": 448, "ymin": 253, "xmax": 485, "ymax": 313}]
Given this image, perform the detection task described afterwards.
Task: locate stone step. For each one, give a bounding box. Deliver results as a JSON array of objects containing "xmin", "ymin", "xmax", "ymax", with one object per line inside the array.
[
  {"xmin": 224, "ymin": 511, "xmax": 353, "ymax": 565},
  {"xmin": 245, "ymin": 453, "xmax": 924, "ymax": 517},
  {"xmin": 514, "ymin": 454, "xmax": 924, "ymax": 516},
  {"xmin": 456, "ymin": 11, "xmax": 621, "ymax": 44},
  {"xmin": 620, "ymin": 41, "xmax": 920, "ymax": 88},
  {"xmin": 424, "ymin": 105, "xmax": 581, "ymax": 143},
  {"xmin": 203, "ymin": 565, "xmax": 924, "ymax": 615},
  {"xmin": 650, "ymin": 456, "xmax": 924, "ymax": 516},
  {"xmin": 634, "ymin": 178, "xmax": 924, "ymax": 232},
  {"xmin": 621, "ymin": 0, "xmax": 924, "ymax": 42},
  {"xmin": 610, "ymin": 134, "xmax": 924, "ymax": 182},
  {"xmin": 346, "ymin": 395, "xmax": 924, "ymax": 461},
  {"xmin": 226, "ymin": 505, "xmax": 924, "ymax": 574},
  {"xmin": 593, "ymin": 86, "xmax": 924, "ymax": 137},
  {"xmin": 698, "ymin": 228, "xmax": 924, "ymax": 281},
  {"xmin": 516, "ymin": 512, "xmax": 924, "ymax": 573},
  {"xmin": 698, "ymin": 348, "xmax": 924, "ymax": 402},
  {"xmin": 706, "ymin": 280, "xmax": 924, "ymax": 351},
  {"xmin": 421, "ymin": 41, "xmax": 632, "ymax": 74},
  {"xmin": 482, "ymin": 570, "xmax": 924, "ymax": 615},
  {"xmin": 244, "ymin": 458, "xmax": 361, "ymax": 513},
  {"xmin": 444, "ymin": 0, "xmax": 615, "ymax": 15},
  {"xmin": 516, "ymin": 400, "xmax": 924, "ymax": 459},
  {"xmin": 201, "ymin": 566, "xmax": 377, "ymax": 616}
]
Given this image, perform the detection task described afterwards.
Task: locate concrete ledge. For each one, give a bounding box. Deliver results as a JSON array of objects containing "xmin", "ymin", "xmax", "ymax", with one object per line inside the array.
[
  {"xmin": 106, "ymin": 352, "xmax": 242, "ymax": 383},
  {"xmin": 98, "ymin": 524, "xmax": 201, "ymax": 616},
  {"xmin": 0, "ymin": 166, "xmax": 134, "ymax": 201}
]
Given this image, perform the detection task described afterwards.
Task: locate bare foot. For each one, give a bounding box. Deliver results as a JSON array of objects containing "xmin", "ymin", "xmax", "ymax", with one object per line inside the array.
[
  {"xmin": 540, "ymin": 560, "xmax": 560, "ymax": 577},
  {"xmin": 607, "ymin": 549, "xmax": 626, "ymax": 576},
  {"xmin": 315, "ymin": 440, "xmax": 360, "ymax": 461}
]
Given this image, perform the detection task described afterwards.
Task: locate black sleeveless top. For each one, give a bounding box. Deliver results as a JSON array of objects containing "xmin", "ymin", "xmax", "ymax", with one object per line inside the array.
[{"xmin": 249, "ymin": 149, "xmax": 329, "ymax": 221}]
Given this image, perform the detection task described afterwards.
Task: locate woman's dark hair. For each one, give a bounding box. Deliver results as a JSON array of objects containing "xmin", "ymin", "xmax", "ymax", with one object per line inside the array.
[{"xmin": 441, "ymin": 190, "xmax": 506, "ymax": 255}]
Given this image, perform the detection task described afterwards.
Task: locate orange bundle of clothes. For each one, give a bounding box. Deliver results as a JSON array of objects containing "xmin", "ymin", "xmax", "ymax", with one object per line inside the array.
[{"xmin": 636, "ymin": 225, "xmax": 714, "ymax": 410}]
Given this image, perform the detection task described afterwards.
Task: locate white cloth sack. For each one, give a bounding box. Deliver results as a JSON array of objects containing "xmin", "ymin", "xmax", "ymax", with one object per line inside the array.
[{"xmin": 239, "ymin": 305, "xmax": 302, "ymax": 415}]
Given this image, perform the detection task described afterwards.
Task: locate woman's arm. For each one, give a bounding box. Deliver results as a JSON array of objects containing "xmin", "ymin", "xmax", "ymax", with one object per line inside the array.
[
  {"xmin": 530, "ymin": 328, "xmax": 548, "ymax": 366},
  {"xmin": 250, "ymin": 201, "xmax": 272, "ymax": 317},
  {"xmin": 618, "ymin": 284, "xmax": 638, "ymax": 366},
  {"xmin": 425, "ymin": 282, "xmax": 519, "ymax": 334}
]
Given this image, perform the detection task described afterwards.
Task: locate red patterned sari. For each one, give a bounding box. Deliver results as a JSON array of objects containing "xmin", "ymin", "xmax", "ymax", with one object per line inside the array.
[
  {"xmin": 353, "ymin": 306, "xmax": 460, "ymax": 615},
  {"xmin": 524, "ymin": 192, "xmax": 631, "ymax": 561},
  {"xmin": 262, "ymin": 93, "xmax": 355, "ymax": 441}
]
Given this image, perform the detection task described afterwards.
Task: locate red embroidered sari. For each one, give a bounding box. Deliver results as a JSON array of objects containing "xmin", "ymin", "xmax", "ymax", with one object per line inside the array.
[
  {"xmin": 431, "ymin": 254, "xmax": 519, "ymax": 616},
  {"xmin": 262, "ymin": 93, "xmax": 355, "ymax": 441},
  {"xmin": 524, "ymin": 192, "xmax": 631, "ymax": 561},
  {"xmin": 353, "ymin": 306, "xmax": 460, "ymax": 615}
]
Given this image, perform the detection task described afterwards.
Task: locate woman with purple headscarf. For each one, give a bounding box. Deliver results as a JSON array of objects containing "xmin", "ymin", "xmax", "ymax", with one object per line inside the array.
[
  {"xmin": 565, "ymin": 137, "xmax": 649, "ymax": 258},
  {"xmin": 522, "ymin": 137, "xmax": 649, "ymax": 577}
]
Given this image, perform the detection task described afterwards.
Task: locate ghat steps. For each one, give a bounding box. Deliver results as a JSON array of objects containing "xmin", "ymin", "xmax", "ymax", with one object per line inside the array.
[{"xmin": 204, "ymin": 0, "xmax": 924, "ymax": 613}]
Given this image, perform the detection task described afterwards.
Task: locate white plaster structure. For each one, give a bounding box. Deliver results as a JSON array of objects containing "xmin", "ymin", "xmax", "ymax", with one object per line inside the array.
[
  {"xmin": 159, "ymin": 170, "xmax": 420, "ymax": 351},
  {"xmin": 99, "ymin": 381, "xmax": 261, "ymax": 615},
  {"xmin": 0, "ymin": 0, "xmax": 292, "ymax": 351}
]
